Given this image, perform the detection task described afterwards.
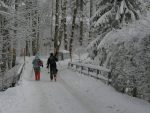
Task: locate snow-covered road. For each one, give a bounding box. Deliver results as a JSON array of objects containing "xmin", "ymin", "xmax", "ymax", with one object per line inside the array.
[{"xmin": 0, "ymin": 57, "xmax": 150, "ymax": 113}]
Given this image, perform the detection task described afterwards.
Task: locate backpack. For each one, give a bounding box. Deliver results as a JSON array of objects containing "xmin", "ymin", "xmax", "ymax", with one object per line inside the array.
[
  {"xmin": 33, "ymin": 59, "xmax": 43, "ymax": 68},
  {"xmin": 38, "ymin": 60, "xmax": 43, "ymax": 66},
  {"xmin": 50, "ymin": 57, "xmax": 56, "ymax": 67},
  {"xmin": 33, "ymin": 59, "xmax": 39, "ymax": 68}
]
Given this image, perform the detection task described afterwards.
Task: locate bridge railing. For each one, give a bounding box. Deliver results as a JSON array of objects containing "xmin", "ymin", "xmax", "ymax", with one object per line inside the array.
[
  {"xmin": 0, "ymin": 63, "xmax": 24, "ymax": 91},
  {"xmin": 68, "ymin": 62, "xmax": 111, "ymax": 85}
]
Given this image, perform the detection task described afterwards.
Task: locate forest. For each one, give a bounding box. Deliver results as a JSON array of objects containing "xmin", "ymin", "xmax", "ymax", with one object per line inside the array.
[{"xmin": 0, "ymin": 0, "xmax": 150, "ymax": 102}]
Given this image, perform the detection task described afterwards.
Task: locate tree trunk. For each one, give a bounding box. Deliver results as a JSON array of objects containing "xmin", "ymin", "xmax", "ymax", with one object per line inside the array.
[
  {"xmin": 55, "ymin": 0, "xmax": 68, "ymax": 57},
  {"xmin": 51, "ymin": 0, "xmax": 54, "ymax": 45},
  {"xmin": 69, "ymin": 0, "xmax": 78, "ymax": 61},
  {"xmin": 79, "ymin": 0, "xmax": 83, "ymax": 46},
  {"xmin": 12, "ymin": 0, "xmax": 19, "ymax": 67},
  {"xmin": 54, "ymin": 0, "xmax": 60, "ymax": 57},
  {"xmin": 89, "ymin": 0, "xmax": 93, "ymax": 43},
  {"xmin": 63, "ymin": 0, "xmax": 68, "ymax": 50}
]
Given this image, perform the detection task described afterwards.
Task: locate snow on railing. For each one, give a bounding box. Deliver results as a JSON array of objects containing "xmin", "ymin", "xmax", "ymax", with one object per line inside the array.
[
  {"xmin": 0, "ymin": 63, "xmax": 25, "ymax": 91},
  {"xmin": 68, "ymin": 62, "xmax": 111, "ymax": 85}
]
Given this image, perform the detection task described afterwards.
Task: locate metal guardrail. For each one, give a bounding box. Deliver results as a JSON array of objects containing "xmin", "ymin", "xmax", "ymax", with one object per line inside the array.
[
  {"xmin": 68, "ymin": 62, "xmax": 111, "ymax": 85},
  {"xmin": 0, "ymin": 63, "xmax": 25, "ymax": 91}
]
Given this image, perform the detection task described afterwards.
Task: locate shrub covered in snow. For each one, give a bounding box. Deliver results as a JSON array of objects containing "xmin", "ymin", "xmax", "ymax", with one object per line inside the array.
[{"xmin": 88, "ymin": 14, "xmax": 150, "ymax": 101}]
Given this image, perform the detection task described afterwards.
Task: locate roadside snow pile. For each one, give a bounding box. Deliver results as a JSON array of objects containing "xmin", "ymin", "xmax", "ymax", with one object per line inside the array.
[{"xmin": 88, "ymin": 14, "xmax": 150, "ymax": 101}]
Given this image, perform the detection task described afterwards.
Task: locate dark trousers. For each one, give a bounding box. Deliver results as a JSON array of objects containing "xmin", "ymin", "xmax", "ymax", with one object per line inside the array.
[{"xmin": 50, "ymin": 68, "xmax": 57, "ymax": 80}]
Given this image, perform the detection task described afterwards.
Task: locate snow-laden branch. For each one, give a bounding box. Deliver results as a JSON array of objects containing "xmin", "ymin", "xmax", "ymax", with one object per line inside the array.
[
  {"xmin": 0, "ymin": 10, "xmax": 11, "ymax": 17},
  {"xmin": 90, "ymin": 4, "xmax": 112, "ymax": 22},
  {"xmin": 0, "ymin": 0, "xmax": 9, "ymax": 9},
  {"xmin": 94, "ymin": 9, "xmax": 113, "ymax": 27}
]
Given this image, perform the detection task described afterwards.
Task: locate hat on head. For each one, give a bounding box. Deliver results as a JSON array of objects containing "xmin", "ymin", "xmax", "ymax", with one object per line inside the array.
[
  {"xmin": 35, "ymin": 54, "xmax": 39, "ymax": 59},
  {"xmin": 50, "ymin": 53, "xmax": 53, "ymax": 56}
]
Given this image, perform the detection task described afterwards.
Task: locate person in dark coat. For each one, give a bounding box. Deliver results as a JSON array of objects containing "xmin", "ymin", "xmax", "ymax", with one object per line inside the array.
[
  {"xmin": 47, "ymin": 53, "xmax": 58, "ymax": 81},
  {"xmin": 32, "ymin": 55, "xmax": 43, "ymax": 81}
]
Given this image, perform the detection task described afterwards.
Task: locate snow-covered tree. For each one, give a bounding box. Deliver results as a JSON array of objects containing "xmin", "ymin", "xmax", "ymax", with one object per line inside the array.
[
  {"xmin": 24, "ymin": 0, "xmax": 41, "ymax": 56},
  {"xmin": 0, "ymin": 0, "xmax": 12, "ymax": 73},
  {"xmin": 95, "ymin": 14, "xmax": 150, "ymax": 101},
  {"xmin": 92, "ymin": 0, "xmax": 141, "ymax": 33},
  {"xmin": 88, "ymin": 0, "xmax": 144, "ymax": 61},
  {"xmin": 0, "ymin": 0, "xmax": 42, "ymax": 77},
  {"xmin": 86, "ymin": 0, "xmax": 150, "ymax": 101}
]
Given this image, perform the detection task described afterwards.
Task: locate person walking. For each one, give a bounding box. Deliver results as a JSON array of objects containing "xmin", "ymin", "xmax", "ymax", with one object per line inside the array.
[
  {"xmin": 32, "ymin": 55, "xmax": 43, "ymax": 81},
  {"xmin": 47, "ymin": 53, "xmax": 58, "ymax": 81}
]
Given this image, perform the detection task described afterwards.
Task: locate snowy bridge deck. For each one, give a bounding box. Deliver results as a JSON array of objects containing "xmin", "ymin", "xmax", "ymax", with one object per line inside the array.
[{"xmin": 0, "ymin": 57, "xmax": 150, "ymax": 113}]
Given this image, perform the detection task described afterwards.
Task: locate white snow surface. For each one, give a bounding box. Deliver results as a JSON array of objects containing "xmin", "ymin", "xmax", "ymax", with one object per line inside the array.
[{"xmin": 0, "ymin": 57, "xmax": 150, "ymax": 113}]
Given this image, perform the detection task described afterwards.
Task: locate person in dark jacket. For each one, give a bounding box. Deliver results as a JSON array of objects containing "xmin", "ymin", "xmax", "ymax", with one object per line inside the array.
[
  {"xmin": 47, "ymin": 53, "xmax": 58, "ymax": 81},
  {"xmin": 32, "ymin": 55, "xmax": 43, "ymax": 81}
]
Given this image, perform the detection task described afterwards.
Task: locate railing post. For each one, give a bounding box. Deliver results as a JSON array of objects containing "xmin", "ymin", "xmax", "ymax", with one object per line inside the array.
[
  {"xmin": 2, "ymin": 75, "xmax": 4, "ymax": 91},
  {"xmin": 68, "ymin": 63, "xmax": 70, "ymax": 69},
  {"xmin": 97, "ymin": 70, "xmax": 99, "ymax": 79},
  {"xmin": 71, "ymin": 64, "xmax": 73, "ymax": 70},
  {"xmin": 81, "ymin": 66, "xmax": 83, "ymax": 74},
  {"xmin": 88, "ymin": 68, "xmax": 89, "ymax": 75},
  {"xmin": 77, "ymin": 65, "xmax": 80, "ymax": 72},
  {"xmin": 76, "ymin": 65, "xmax": 77, "ymax": 71},
  {"xmin": 108, "ymin": 72, "xmax": 111, "ymax": 85}
]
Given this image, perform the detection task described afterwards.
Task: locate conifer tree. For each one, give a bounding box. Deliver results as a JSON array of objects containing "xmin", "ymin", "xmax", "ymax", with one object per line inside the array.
[{"xmin": 92, "ymin": 0, "xmax": 141, "ymax": 34}]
